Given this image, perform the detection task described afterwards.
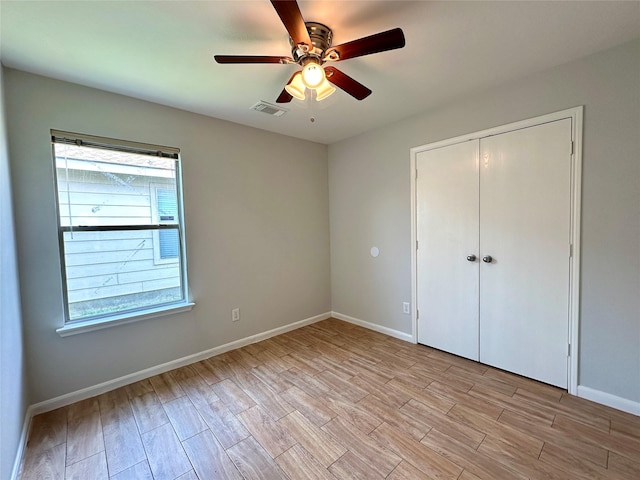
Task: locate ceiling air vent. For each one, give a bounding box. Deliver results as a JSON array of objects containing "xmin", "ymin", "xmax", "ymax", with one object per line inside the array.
[{"xmin": 251, "ymin": 101, "xmax": 288, "ymax": 117}]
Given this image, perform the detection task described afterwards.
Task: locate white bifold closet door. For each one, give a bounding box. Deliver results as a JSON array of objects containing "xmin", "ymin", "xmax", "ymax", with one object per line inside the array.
[
  {"xmin": 416, "ymin": 118, "xmax": 572, "ymax": 388},
  {"xmin": 479, "ymin": 119, "xmax": 571, "ymax": 388},
  {"xmin": 416, "ymin": 140, "xmax": 479, "ymax": 361}
]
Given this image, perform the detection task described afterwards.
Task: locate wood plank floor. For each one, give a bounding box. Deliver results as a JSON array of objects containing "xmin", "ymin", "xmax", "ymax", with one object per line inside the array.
[{"xmin": 19, "ymin": 318, "xmax": 640, "ymax": 479}]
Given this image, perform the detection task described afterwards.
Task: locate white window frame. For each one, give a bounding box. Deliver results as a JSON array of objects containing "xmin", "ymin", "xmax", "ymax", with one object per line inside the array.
[{"xmin": 51, "ymin": 130, "xmax": 193, "ymax": 336}]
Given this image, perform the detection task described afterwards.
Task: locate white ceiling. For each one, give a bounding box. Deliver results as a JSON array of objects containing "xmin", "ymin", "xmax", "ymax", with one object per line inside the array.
[{"xmin": 1, "ymin": 1, "xmax": 639, "ymax": 144}]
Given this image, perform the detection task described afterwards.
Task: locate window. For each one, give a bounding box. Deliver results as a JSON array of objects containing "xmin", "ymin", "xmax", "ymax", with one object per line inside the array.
[{"xmin": 52, "ymin": 131, "xmax": 190, "ymax": 326}]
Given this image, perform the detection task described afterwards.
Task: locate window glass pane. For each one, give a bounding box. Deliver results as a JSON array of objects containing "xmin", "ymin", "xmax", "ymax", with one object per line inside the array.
[
  {"xmin": 54, "ymin": 144, "xmax": 176, "ymax": 227},
  {"xmin": 63, "ymin": 229, "xmax": 183, "ymax": 320}
]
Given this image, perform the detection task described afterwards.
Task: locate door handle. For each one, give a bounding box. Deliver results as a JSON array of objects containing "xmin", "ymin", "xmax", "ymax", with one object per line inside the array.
[
  {"xmin": 466, "ymin": 254, "xmax": 477, "ymax": 262},
  {"xmin": 482, "ymin": 255, "xmax": 493, "ymax": 263}
]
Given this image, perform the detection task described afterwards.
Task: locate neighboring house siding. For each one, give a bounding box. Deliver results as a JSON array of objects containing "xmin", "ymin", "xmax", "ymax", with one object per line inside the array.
[{"xmin": 57, "ymin": 168, "xmax": 179, "ymax": 314}]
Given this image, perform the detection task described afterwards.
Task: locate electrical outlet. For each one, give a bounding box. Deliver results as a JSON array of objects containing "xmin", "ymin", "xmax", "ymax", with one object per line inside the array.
[
  {"xmin": 232, "ymin": 308, "xmax": 240, "ymax": 322},
  {"xmin": 402, "ymin": 302, "xmax": 410, "ymax": 314}
]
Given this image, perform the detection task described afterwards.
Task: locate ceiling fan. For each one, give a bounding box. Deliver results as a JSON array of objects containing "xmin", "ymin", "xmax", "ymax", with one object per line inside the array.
[{"xmin": 214, "ymin": 0, "xmax": 405, "ymax": 103}]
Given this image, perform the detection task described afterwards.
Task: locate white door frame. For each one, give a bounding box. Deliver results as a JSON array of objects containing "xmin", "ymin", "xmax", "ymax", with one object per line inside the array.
[{"xmin": 410, "ymin": 106, "xmax": 583, "ymax": 395}]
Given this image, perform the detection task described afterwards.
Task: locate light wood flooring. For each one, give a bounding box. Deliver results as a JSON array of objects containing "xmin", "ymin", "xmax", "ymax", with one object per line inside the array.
[{"xmin": 19, "ymin": 318, "xmax": 640, "ymax": 479}]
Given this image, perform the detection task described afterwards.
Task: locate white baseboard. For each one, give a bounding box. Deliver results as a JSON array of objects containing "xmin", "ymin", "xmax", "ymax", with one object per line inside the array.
[
  {"xmin": 10, "ymin": 405, "xmax": 35, "ymax": 480},
  {"xmin": 331, "ymin": 311, "xmax": 414, "ymax": 343},
  {"xmin": 28, "ymin": 311, "xmax": 330, "ymax": 417},
  {"xmin": 577, "ymin": 385, "xmax": 640, "ymax": 416}
]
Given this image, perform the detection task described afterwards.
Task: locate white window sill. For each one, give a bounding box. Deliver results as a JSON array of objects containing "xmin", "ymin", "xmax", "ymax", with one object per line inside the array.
[{"xmin": 56, "ymin": 302, "xmax": 195, "ymax": 337}]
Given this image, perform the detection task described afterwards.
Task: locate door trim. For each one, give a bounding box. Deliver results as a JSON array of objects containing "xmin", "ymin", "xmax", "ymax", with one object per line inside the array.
[{"xmin": 410, "ymin": 106, "xmax": 583, "ymax": 395}]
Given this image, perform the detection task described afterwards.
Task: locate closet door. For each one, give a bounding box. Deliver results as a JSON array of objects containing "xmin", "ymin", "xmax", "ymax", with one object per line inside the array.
[
  {"xmin": 479, "ymin": 119, "xmax": 572, "ymax": 388},
  {"xmin": 416, "ymin": 140, "xmax": 479, "ymax": 360}
]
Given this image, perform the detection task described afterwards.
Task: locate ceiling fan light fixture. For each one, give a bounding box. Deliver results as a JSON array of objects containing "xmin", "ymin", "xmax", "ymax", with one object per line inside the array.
[
  {"xmin": 284, "ymin": 71, "xmax": 306, "ymax": 100},
  {"xmin": 301, "ymin": 61, "xmax": 325, "ymax": 89},
  {"xmin": 315, "ymin": 78, "xmax": 336, "ymax": 101}
]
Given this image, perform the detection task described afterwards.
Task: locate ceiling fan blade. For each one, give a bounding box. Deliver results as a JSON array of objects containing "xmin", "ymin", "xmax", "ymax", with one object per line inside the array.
[
  {"xmin": 270, "ymin": 0, "xmax": 312, "ymax": 48},
  {"xmin": 214, "ymin": 55, "xmax": 291, "ymax": 64},
  {"xmin": 324, "ymin": 66, "xmax": 372, "ymax": 100},
  {"xmin": 276, "ymin": 89, "xmax": 293, "ymax": 103},
  {"xmin": 325, "ymin": 28, "xmax": 405, "ymax": 61}
]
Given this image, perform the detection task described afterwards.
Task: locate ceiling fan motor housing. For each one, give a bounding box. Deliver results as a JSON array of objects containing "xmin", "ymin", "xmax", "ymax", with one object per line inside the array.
[{"xmin": 290, "ymin": 22, "xmax": 333, "ymax": 64}]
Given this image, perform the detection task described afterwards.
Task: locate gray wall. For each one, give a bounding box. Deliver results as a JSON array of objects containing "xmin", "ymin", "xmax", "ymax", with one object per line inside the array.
[
  {"xmin": 329, "ymin": 39, "xmax": 640, "ymax": 402},
  {"xmin": 0, "ymin": 67, "xmax": 28, "ymax": 479},
  {"xmin": 5, "ymin": 69, "xmax": 330, "ymax": 404}
]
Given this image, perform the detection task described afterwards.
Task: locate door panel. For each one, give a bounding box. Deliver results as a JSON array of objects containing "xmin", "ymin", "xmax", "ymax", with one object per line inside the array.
[
  {"xmin": 416, "ymin": 141, "xmax": 479, "ymax": 360},
  {"xmin": 479, "ymin": 119, "xmax": 572, "ymax": 388}
]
